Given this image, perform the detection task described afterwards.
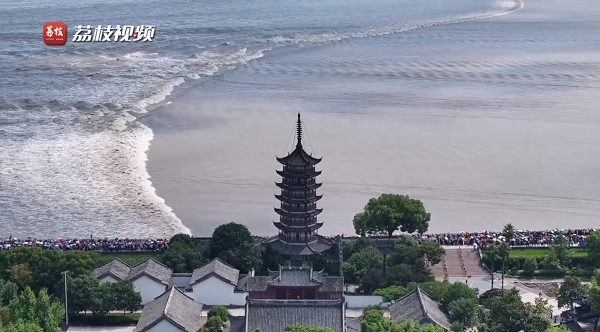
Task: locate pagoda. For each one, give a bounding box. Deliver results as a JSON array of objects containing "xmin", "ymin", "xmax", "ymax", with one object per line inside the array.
[{"xmin": 262, "ymin": 113, "xmax": 333, "ymax": 266}]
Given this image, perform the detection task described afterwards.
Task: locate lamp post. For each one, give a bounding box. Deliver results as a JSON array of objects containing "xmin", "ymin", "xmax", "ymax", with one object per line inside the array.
[{"xmin": 62, "ymin": 271, "xmax": 69, "ymax": 326}]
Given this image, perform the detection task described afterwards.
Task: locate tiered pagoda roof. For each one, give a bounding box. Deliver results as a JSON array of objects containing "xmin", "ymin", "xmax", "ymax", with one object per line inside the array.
[{"xmin": 265, "ymin": 113, "xmax": 333, "ymax": 258}]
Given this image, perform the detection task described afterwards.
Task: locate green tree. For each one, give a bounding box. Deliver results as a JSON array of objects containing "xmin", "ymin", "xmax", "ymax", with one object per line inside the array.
[
  {"xmin": 449, "ymin": 322, "xmax": 465, "ymax": 332},
  {"xmin": 585, "ymin": 231, "xmax": 600, "ymax": 267},
  {"xmin": 164, "ymin": 234, "xmax": 208, "ymax": 273},
  {"xmin": 442, "ymin": 281, "xmax": 478, "ymax": 307},
  {"xmin": 352, "ymin": 194, "xmax": 431, "ymax": 236},
  {"xmin": 209, "ymin": 222, "xmax": 254, "ymax": 259},
  {"xmin": 548, "ymin": 235, "xmax": 571, "ymax": 270},
  {"xmin": 284, "ymin": 325, "xmax": 335, "ymax": 332},
  {"xmin": 56, "ymin": 274, "xmax": 99, "ymax": 314},
  {"xmin": 0, "ymin": 322, "xmax": 44, "ymax": 332},
  {"xmin": 547, "ymin": 326, "xmax": 573, "ymax": 332},
  {"xmin": 89, "ymin": 282, "xmax": 115, "ymax": 316},
  {"xmin": 343, "ymin": 238, "xmax": 377, "ymax": 259},
  {"xmin": 261, "ymin": 244, "xmax": 285, "ymax": 273},
  {"xmin": 0, "ymin": 247, "xmax": 96, "ymax": 296},
  {"xmin": 502, "ymin": 224, "xmax": 516, "ymax": 244},
  {"xmin": 384, "ymin": 264, "xmax": 415, "ymax": 287},
  {"xmin": 498, "ymin": 242, "xmax": 511, "ymax": 290},
  {"xmin": 35, "ymin": 288, "xmax": 65, "ymax": 332},
  {"xmin": 208, "ymin": 305, "xmax": 229, "ymax": 323},
  {"xmin": 482, "ymin": 287, "xmax": 551, "ymax": 332},
  {"xmin": 203, "ymin": 316, "xmax": 223, "ymax": 332},
  {"xmin": 522, "ymin": 258, "xmax": 537, "ymax": 277},
  {"xmin": 388, "ymin": 235, "xmax": 433, "ymax": 284},
  {"xmin": 232, "ymin": 241, "xmax": 262, "ymax": 273},
  {"xmin": 113, "ymin": 281, "xmax": 142, "ymax": 313},
  {"xmin": 359, "ymin": 306, "xmax": 445, "ymax": 332},
  {"xmin": 586, "ymin": 269, "xmax": 600, "ymax": 313},
  {"xmin": 0, "ymin": 280, "xmax": 18, "ymax": 307},
  {"xmin": 448, "ymin": 298, "xmax": 480, "ymax": 328},
  {"xmin": 523, "ymin": 297, "xmax": 552, "ymax": 332},
  {"xmin": 484, "ymin": 244, "xmax": 499, "ymax": 290},
  {"xmin": 7, "ymin": 287, "xmax": 64, "ymax": 332},
  {"xmin": 345, "ymin": 248, "xmax": 383, "ymax": 283},
  {"xmin": 418, "ymin": 281, "xmax": 451, "ymax": 302},
  {"xmin": 169, "ymin": 233, "xmax": 197, "ymax": 247},
  {"xmin": 556, "ymin": 275, "xmax": 586, "ymax": 310},
  {"xmin": 420, "ymin": 241, "xmax": 445, "ymax": 267},
  {"xmin": 7, "ymin": 264, "xmax": 32, "ymax": 290},
  {"xmin": 374, "ymin": 285, "xmax": 410, "ymax": 302},
  {"xmin": 8, "ymin": 287, "xmax": 37, "ymax": 325},
  {"xmin": 360, "ymin": 269, "xmax": 383, "ymax": 294}
]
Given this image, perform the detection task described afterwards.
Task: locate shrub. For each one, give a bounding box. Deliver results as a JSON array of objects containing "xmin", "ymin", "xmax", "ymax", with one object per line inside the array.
[
  {"xmin": 203, "ymin": 316, "xmax": 223, "ymax": 332},
  {"xmin": 208, "ymin": 305, "xmax": 229, "ymax": 322},
  {"xmin": 522, "ymin": 258, "xmax": 537, "ymax": 277}
]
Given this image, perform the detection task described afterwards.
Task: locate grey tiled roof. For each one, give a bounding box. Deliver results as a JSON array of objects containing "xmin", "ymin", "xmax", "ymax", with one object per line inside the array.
[
  {"xmin": 128, "ymin": 258, "xmax": 173, "ymax": 285},
  {"xmin": 320, "ymin": 277, "xmax": 344, "ymax": 292},
  {"xmin": 136, "ymin": 287, "xmax": 205, "ymax": 332},
  {"xmin": 346, "ymin": 317, "xmax": 361, "ymax": 332},
  {"xmin": 247, "ymin": 267, "xmax": 343, "ymax": 292},
  {"xmin": 246, "ymin": 299, "xmax": 344, "ymax": 332},
  {"xmin": 191, "ymin": 258, "xmax": 240, "ymax": 286},
  {"xmin": 230, "ymin": 316, "xmax": 246, "ymax": 332},
  {"xmin": 91, "ymin": 258, "xmax": 131, "ymax": 281},
  {"xmin": 247, "ymin": 276, "xmax": 271, "ymax": 291},
  {"xmin": 388, "ymin": 287, "xmax": 451, "ymax": 330},
  {"xmin": 264, "ymin": 236, "xmax": 333, "ymax": 256},
  {"xmin": 237, "ymin": 274, "xmax": 249, "ymax": 289},
  {"xmin": 272, "ymin": 268, "xmax": 321, "ymax": 287}
]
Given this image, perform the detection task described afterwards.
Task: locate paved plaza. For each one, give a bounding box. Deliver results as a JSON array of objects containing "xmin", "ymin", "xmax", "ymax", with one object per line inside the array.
[{"xmin": 444, "ymin": 276, "xmax": 564, "ymax": 317}]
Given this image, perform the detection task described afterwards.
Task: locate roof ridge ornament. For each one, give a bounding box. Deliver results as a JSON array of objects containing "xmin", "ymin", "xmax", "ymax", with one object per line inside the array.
[{"xmin": 296, "ymin": 112, "xmax": 302, "ymax": 148}]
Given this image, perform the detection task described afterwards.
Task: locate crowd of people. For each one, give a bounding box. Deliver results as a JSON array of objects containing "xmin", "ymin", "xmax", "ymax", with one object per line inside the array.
[
  {"xmin": 341, "ymin": 228, "xmax": 595, "ymax": 247},
  {"xmin": 0, "ymin": 237, "xmax": 169, "ymax": 252},
  {"xmin": 0, "ymin": 228, "xmax": 595, "ymax": 252}
]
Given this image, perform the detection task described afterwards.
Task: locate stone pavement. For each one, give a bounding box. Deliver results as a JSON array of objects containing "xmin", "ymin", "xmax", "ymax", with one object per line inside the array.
[{"xmin": 443, "ymin": 276, "xmax": 565, "ymax": 317}]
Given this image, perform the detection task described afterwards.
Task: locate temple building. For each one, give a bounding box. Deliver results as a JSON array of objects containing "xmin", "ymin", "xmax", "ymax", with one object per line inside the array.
[
  {"xmin": 246, "ymin": 265, "xmax": 343, "ymax": 300},
  {"xmin": 262, "ymin": 113, "xmax": 334, "ymax": 265},
  {"xmin": 245, "ymin": 265, "xmax": 345, "ymax": 332}
]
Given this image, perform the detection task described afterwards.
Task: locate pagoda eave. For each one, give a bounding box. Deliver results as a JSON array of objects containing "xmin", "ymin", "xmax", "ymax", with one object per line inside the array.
[
  {"xmin": 273, "ymin": 221, "xmax": 324, "ymax": 232},
  {"xmin": 275, "ymin": 194, "xmax": 323, "ymax": 204},
  {"xmin": 275, "ymin": 182, "xmax": 322, "ymax": 190},
  {"xmin": 276, "ymin": 155, "xmax": 322, "ymax": 167},
  {"xmin": 276, "ymin": 170, "xmax": 322, "ymax": 178},
  {"xmin": 274, "ymin": 208, "xmax": 323, "ymax": 218}
]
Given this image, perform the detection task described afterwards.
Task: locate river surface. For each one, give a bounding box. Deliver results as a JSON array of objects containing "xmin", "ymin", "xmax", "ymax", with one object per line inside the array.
[{"xmin": 1, "ymin": 0, "xmax": 599, "ymax": 237}]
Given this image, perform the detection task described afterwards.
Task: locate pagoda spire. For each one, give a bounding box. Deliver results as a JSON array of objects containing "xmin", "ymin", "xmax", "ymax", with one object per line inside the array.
[{"xmin": 296, "ymin": 112, "xmax": 303, "ymax": 148}]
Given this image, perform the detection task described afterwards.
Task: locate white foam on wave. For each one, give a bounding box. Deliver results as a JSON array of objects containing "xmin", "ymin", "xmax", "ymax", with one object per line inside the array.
[
  {"xmin": 1, "ymin": 0, "xmax": 522, "ymax": 238},
  {"xmin": 265, "ymin": 0, "xmax": 523, "ymax": 46}
]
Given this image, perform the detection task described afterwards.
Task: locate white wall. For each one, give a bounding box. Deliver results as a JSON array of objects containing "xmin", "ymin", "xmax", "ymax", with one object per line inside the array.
[
  {"xmin": 99, "ymin": 275, "xmax": 118, "ymax": 283},
  {"xmin": 344, "ymin": 294, "xmax": 386, "ymax": 309},
  {"xmin": 133, "ymin": 276, "xmax": 167, "ymax": 305},
  {"xmin": 231, "ymin": 291, "xmax": 248, "ymax": 306},
  {"xmin": 192, "ymin": 276, "xmax": 235, "ymax": 306},
  {"xmin": 169, "ymin": 275, "xmax": 192, "ymax": 289},
  {"xmin": 146, "ymin": 318, "xmax": 183, "ymax": 332}
]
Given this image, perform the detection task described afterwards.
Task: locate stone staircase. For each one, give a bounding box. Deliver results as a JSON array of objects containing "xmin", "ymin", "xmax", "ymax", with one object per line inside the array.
[
  {"xmin": 430, "ymin": 255, "xmax": 446, "ymax": 278},
  {"xmin": 461, "ymin": 247, "xmax": 488, "ymax": 277},
  {"xmin": 445, "ymin": 248, "xmax": 466, "ymax": 277}
]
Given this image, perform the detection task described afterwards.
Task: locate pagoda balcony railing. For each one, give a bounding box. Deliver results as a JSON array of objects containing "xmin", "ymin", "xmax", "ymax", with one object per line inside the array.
[
  {"xmin": 281, "ymin": 216, "xmax": 317, "ymax": 224},
  {"xmin": 280, "ymin": 233, "xmax": 317, "ymax": 242},
  {"xmin": 283, "ymin": 165, "xmax": 315, "ymax": 173},
  {"xmin": 282, "ymin": 178, "xmax": 316, "ymax": 186},
  {"xmin": 281, "ymin": 203, "xmax": 317, "ymax": 211},
  {"xmin": 281, "ymin": 190, "xmax": 317, "ymax": 198}
]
